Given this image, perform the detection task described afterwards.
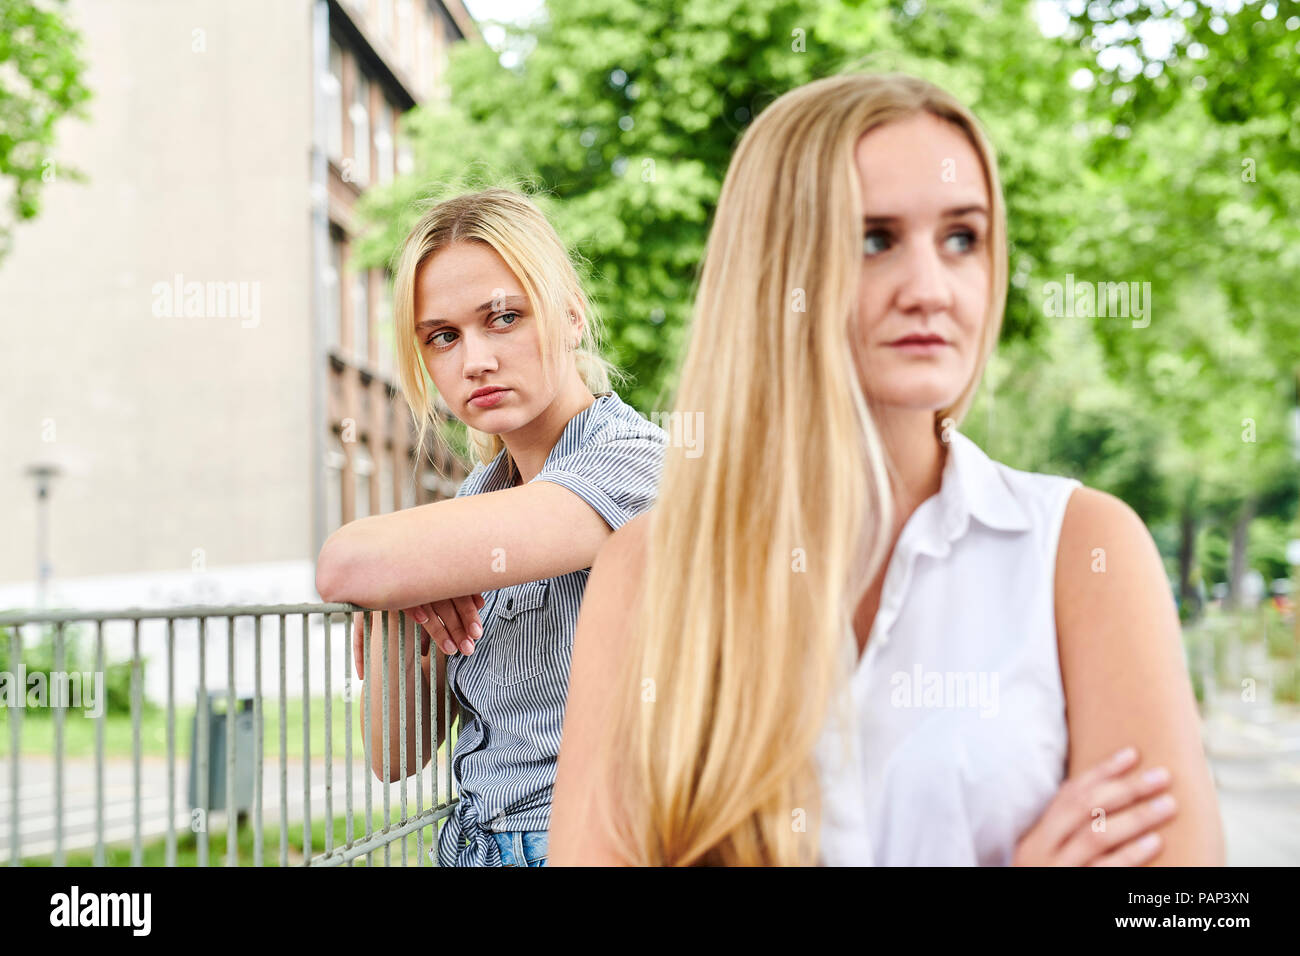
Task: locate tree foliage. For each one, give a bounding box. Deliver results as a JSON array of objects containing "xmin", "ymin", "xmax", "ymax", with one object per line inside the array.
[
  {"xmin": 0, "ymin": 0, "xmax": 91, "ymax": 261},
  {"xmin": 354, "ymin": 0, "xmax": 1297, "ymax": 597}
]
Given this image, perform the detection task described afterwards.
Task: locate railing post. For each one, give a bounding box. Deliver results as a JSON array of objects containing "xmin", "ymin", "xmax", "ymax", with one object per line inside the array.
[
  {"xmin": 0, "ymin": 602, "xmax": 458, "ymax": 868},
  {"xmin": 53, "ymin": 621, "xmax": 65, "ymax": 866},
  {"xmin": 254, "ymin": 614, "xmax": 264, "ymax": 867},
  {"xmin": 8, "ymin": 623, "xmax": 22, "ymax": 866},
  {"xmin": 226, "ymin": 615, "xmax": 237, "ymax": 868}
]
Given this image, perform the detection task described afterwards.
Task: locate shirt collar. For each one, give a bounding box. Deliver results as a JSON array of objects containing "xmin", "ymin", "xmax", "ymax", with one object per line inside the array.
[
  {"xmin": 945, "ymin": 429, "xmax": 1033, "ymax": 535},
  {"xmin": 907, "ymin": 429, "xmax": 1033, "ymax": 561},
  {"xmin": 863, "ymin": 429, "xmax": 1033, "ymax": 648},
  {"xmin": 471, "ymin": 392, "xmax": 616, "ymax": 493}
]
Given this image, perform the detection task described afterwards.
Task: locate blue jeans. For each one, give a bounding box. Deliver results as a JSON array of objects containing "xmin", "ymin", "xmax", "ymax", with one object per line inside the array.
[{"xmin": 491, "ymin": 830, "xmax": 549, "ymax": 867}]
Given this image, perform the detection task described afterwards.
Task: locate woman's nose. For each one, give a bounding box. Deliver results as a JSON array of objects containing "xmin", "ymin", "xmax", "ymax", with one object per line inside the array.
[
  {"xmin": 895, "ymin": 242, "xmax": 952, "ymax": 316},
  {"xmin": 460, "ymin": 332, "xmax": 498, "ymax": 375}
]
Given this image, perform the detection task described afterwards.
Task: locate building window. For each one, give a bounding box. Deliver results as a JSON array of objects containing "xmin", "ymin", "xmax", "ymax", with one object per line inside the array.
[
  {"xmin": 402, "ymin": 453, "xmax": 418, "ymax": 509},
  {"xmin": 349, "ymin": 68, "xmax": 371, "ymax": 184},
  {"xmin": 397, "ymin": 0, "xmax": 413, "ymax": 72},
  {"xmin": 396, "ymin": 122, "xmax": 414, "ymax": 176},
  {"xmin": 379, "ymin": 452, "xmax": 394, "ymax": 515},
  {"xmin": 377, "ymin": 273, "xmax": 394, "ymax": 376},
  {"xmin": 326, "ymin": 39, "xmax": 344, "ymax": 162},
  {"xmin": 420, "ymin": 9, "xmax": 435, "ymax": 97},
  {"xmin": 354, "ymin": 443, "xmax": 373, "ymax": 519},
  {"xmin": 435, "ymin": 34, "xmax": 451, "ymax": 100},
  {"xmin": 326, "ymin": 230, "xmax": 343, "ymax": 352},
  {"xmin": 326, "ymin": 436, "xmax": 346, "ymax": 533},
  {"xmin": 352, "ymin": 267, "xmax": 370, "ymax": 365},
  {"xmin": 376, "ymin": 100, "xmax": 395, "ymax": 185}
]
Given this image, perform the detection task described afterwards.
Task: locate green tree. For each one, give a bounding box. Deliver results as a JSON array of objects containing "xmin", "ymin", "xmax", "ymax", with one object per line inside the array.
[
  {"xmin": 1053, "ymin": 3, "xmax": 1300, "ymax": 614},
  {"xmin": 356, "ymin": 0, "xmax": 1102, "ymax": 410},
  {"xmin": 0, "ymin": 0, "xmax": 91, "ymax": 261}
]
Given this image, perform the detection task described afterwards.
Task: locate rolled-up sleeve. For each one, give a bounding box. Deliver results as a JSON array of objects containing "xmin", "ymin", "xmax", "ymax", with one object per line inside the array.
[{"xmin": 530, "ymin": 431, "xmax": 666, "ymax": 531}]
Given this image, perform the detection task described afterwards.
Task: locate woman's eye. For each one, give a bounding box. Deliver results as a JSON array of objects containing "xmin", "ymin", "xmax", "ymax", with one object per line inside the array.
[
  {"xmin": 426, "ymin": 330, "xmax": 456, "ymax": 348},
  {"xmin": 946, "ymin": 229, "xmax": 977, "ymax": 253},
  {"xmin": 863, "ymin": 230, "xmax": 891, "ymax": 256},
  {"xmin": 491, "ymin": 311, "xmax": 520, "ymax": 328}
]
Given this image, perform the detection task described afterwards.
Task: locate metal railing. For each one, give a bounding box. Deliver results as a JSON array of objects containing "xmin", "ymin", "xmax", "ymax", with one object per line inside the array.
[{"xmin": 0, "ymin": 603, "xmax": 458, "ymax": 866}]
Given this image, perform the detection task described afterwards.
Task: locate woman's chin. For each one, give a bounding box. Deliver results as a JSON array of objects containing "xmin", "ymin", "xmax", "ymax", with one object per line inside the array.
[
  {"xmin": 866, "ymin": 386, "xmax": 966, "ymax": 415},
  {"xmin": 465, "ymin": 407, "xmax": 525, "ymax": 432}
]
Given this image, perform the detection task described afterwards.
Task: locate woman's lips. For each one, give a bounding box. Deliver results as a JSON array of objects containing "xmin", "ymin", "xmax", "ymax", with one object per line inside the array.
[
  {"xmin": 468, "ymin": 388, "xmax": 509, "ymax": 408},
  {"xmin": 888, "ymin": 337, "xmax": 950, "ymax": 355}
]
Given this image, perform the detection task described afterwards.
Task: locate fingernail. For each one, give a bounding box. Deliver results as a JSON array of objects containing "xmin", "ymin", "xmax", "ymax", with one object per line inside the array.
[
  {"xmin": 1113, "ymin": 746, "xmax": 1137, "ymax": 765},
  {"xmin": 1143, "ymin": 766, "xmax": 1171, "ymax": 787},
  {"xmin": 443, "ymin": 641, "xmax": 456, "ymax": 655},
  {"xmin": 1138, "ymin": 832, "xmax": 1162, "ymax": 852},
  {"xmin": 460, "ymin": 640, "xmax": 474, "ymax": 655},
  {"xmin": 472, "ymin": 621, "xmax": 482, "ymax": 638},
  {"xmin": 1150, "ymin": 794, "xmax": 1176, "ymax": 814},
  {"xmin": 413, "ymin": 609, "xmax": 427, "ymax": 623}
]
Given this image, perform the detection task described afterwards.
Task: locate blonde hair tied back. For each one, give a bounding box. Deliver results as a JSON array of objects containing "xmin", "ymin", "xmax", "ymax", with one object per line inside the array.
[{"xmin": 391, "ymin": 187, "xmax": 622, "ymax": 480}]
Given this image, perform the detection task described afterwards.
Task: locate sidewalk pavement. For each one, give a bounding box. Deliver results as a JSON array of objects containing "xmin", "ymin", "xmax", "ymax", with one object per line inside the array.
[
  {"xmin": 1200, "ymin": 693, "xmax": 1300, "ymax": 866},
  {"xmin": 7, "ymin": 695, "xmax": 1298, "ymax": 866}
]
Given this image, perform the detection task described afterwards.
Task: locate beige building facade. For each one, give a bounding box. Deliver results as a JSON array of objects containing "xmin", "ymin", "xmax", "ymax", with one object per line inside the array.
[{"xmin": 0, "ymin": 0, "xmax": 476, "ymax": 610}]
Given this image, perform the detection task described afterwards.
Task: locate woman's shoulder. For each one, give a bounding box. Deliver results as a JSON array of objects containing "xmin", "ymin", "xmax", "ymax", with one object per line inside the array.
[
  {"xmin": 973, "ymin": 444, "xmax": 1082, "ymax": 510},
  {"xmin": 1053, "ymin": 481, "xmax": 1172, "ymax": 655},
  {"xmin": 962, "ymin": 439, "xmax": 1156, "ymax": 576},
  {"xmin": 980, "ymin": 441, "xmax": 1163, "ymax": 595},
  {"xmin": 579, "ymin": 510, "xmax": 654, "ymax": 646},
  {"xmin": 581, "ymin": 391, "xmax": 669, "ymax": 449},
  {"xmin": 1055, "ymin": 483, "xmax": 1161, "ymax": 585},
  {"xmin": 594, "ymin": 508, "xmax": 655, "ymax": 580}
]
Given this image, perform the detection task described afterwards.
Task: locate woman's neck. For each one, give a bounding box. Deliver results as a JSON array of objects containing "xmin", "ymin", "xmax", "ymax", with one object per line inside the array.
[
  {"xmin": 874, "ymin": 406, "xmax": 948, "ymax": 536},
  {"xmin": 502, "ymin": 372, "xmax": 596, "ymax": 485}
]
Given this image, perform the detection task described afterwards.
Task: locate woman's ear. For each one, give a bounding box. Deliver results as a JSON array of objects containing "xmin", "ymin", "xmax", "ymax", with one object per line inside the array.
[{"xmin": 567, "ymin": 309, "xmax": 586, "ymax": 348}]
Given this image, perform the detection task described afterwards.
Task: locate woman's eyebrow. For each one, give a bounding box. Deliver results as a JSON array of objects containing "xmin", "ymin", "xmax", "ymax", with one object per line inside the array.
[
  {"xmin": 416, "ymin": 294, "xmax": 527, "ymax": 331},
  {"xmin": 861, "ymin": 206, "xmax": 989, "ymax": 224}
]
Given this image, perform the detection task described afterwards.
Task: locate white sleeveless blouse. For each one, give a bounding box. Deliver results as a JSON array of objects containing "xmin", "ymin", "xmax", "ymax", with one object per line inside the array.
[{"xmin": 816, "ymin": 430, "xmax": 1082, "ymax": 866}]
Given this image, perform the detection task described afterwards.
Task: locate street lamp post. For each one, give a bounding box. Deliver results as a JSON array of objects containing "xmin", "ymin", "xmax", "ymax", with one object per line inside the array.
[{"xmin": 24, "ymin": 463, "xmax": 61, "ymax": 610}]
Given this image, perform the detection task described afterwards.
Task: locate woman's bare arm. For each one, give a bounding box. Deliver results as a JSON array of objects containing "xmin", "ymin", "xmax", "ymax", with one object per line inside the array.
[
  {"xmin": 355, "ymin": 610, "xmax": 459, "ymax": 783},
  {"xmin": 549, "ymin": 512, "xmax": 652, "ymax": 865},
  {"xmin": 316, "ymin": 481, "xmax": 617, "ymax": 609},
  {"xmin": 1055, "ymin": 486, "xmax": 1225, "ymax": 865}
]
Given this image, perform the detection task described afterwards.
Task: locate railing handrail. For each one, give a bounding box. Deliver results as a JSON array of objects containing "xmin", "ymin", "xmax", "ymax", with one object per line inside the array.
[
  {"xmin": 0, "ymin": 602, "xmax": 365, "ymax": 626},
  {"xmin": 6, "ymin": 601, "xmax": 458, "ymax": 867}
]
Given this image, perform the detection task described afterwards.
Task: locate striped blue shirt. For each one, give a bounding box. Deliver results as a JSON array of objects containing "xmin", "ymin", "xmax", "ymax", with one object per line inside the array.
[{"xmin": 436, "ymin": 391, "xmax": 667, "ymax": 866}]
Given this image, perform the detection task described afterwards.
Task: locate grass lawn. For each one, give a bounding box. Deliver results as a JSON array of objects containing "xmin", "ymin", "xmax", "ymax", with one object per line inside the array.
[
  {"xmin": 6, "ymin": 696, "xmax": 458, "ymax": 763},
  {"xmin": 21, "ymin": 808, "xmax": 452, "ymax": 867}
]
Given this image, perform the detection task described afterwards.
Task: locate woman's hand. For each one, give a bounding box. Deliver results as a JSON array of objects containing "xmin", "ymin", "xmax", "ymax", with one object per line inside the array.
[
  {"xmin": 408, "ymin": 594, "xmax": 485, "ymax": 657},
  {"xmin": 352, "ymin": 595, "xmax": 486, "ymax": 680},
  {"xmin": 1012, "ymin": 746, "xmax": 1177, "ymax": 866}
]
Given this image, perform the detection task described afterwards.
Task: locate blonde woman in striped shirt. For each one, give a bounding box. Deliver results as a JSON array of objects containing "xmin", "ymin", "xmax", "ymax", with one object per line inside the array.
[{"xmin": 316, "ymin": 189, "xmax": 666, "ymax": 866}]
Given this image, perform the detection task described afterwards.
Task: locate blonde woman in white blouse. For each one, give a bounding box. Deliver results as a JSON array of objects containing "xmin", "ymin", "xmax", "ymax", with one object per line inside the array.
[{"xmin": 548, "ymin": 72, "xmax": 1225, "ymax": 866}]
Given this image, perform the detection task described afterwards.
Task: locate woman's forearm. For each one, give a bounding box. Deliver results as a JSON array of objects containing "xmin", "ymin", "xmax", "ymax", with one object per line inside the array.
[
  {"xmin": 360, "ymin": 611, "xmax": 447, "ymax": 783},
  {"xmin": 315, "ymin": 483, "xmax": 615, "ymax": 609}
]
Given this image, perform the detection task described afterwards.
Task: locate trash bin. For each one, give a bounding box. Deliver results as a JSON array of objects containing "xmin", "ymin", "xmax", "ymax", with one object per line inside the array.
[{"xmin": 188, "ymin": 691, "xmax": 255, "ymax": 813}]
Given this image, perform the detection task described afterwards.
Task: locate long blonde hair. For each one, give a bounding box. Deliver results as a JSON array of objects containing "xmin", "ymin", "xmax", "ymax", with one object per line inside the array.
[
  {"xmin": 391, "ymin": 188, "xmax": 619, "ymax": 474},
  {"xmin": 598, "ymin": 72, "xmax": 1010, "ymax": 865}
]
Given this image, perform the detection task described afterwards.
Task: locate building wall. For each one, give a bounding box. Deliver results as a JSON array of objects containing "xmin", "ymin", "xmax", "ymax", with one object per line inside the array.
[
  {"xmin": 0, "ymin": 0, "xmax": 476, "ymax": 614},
  {"xmin": 0, "ymin": 0, "xmax": 316, "ymax": 595}
]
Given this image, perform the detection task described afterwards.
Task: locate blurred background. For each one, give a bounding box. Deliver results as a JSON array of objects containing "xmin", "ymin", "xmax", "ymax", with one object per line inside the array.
[{"xmin": 0, "ymin": 0, "xmax": 1297, "ymax": 866}]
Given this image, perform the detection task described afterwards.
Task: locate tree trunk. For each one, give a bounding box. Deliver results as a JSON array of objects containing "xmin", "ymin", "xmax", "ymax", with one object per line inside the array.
[
  {"xmin": 1226, "ymin": 496, "xmax": 1257, "ymax": 610},
  {"xmin": 1178, "ymin": 503, "xmax": 1200, "ymax": 621}
]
